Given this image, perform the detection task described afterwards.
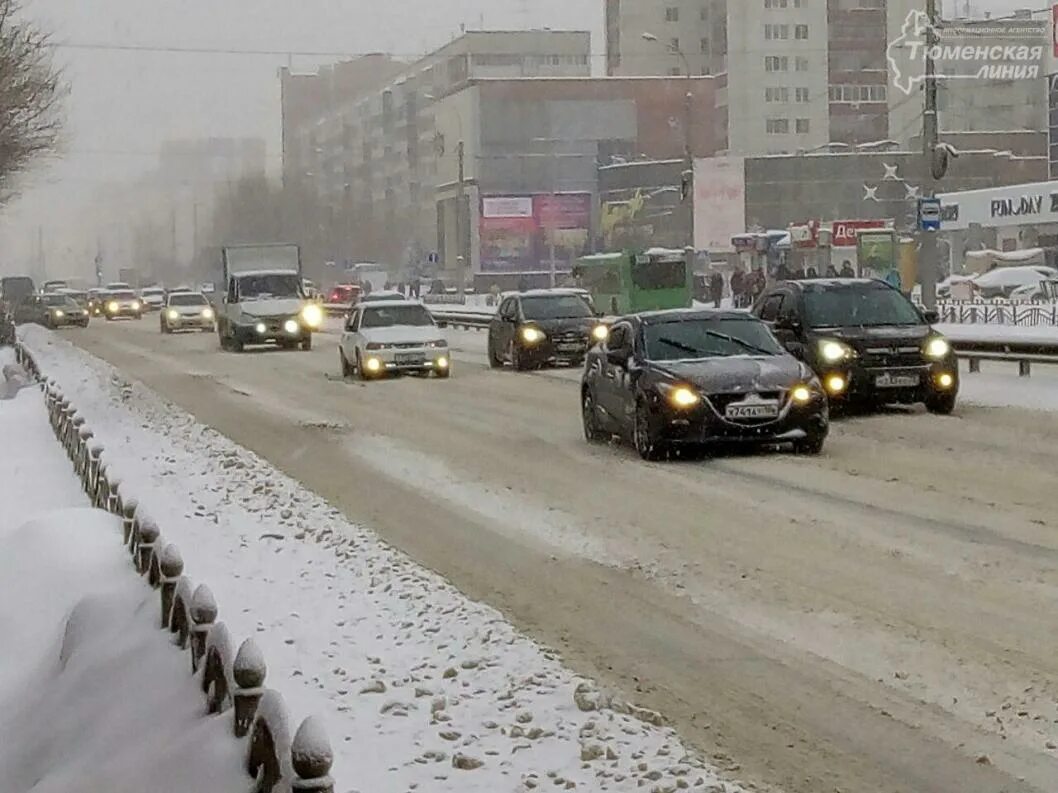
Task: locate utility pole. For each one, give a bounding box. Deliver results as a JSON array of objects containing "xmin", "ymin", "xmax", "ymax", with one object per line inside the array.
[
  {"xmin": 456, "ymin": 139, "xmax": 467, "ymax": 296},
  {"xmin": 36, "ymin": 225, "xmax": 45, "ymax": 280},
  {"xmin": 920, "ymin": 0, "xmax": 941, "ymax": 309}
]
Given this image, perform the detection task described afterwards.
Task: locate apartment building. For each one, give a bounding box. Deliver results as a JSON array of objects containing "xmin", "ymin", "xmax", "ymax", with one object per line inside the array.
[{"xmin": 281, "ymin": 31, "xmax": 591, "ymax": 267}]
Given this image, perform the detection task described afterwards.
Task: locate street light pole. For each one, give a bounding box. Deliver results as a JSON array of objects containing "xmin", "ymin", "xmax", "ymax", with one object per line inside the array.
[
  {"xmin": 456, "ymin": 139, "xmax": 467, "ymax": 296},
  {"xmin": 920, "ymin": 0, "xmax": 941, "ymax": 310},
  {"xmin": 643, "ymin": 32, "xmax": 695, "ymax": 252}
]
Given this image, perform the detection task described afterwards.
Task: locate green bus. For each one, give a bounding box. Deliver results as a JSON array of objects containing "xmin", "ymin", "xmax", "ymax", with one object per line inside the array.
[{"xmin": 572, "ymin": 248, "xmax": 693, "ymax": 316}]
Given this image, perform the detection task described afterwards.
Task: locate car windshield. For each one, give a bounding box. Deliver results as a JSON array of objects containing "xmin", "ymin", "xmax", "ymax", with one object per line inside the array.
[
  {"xmin": 361, "ymin": 305, "xmax": 433, "ymax": 328},
  {"xmin": 169, "ymin": 293, "xmax": 207, "ymax": 307},
  {"xmin": 142, "ymin": 289, "xmax": 164, "ymax": 297},
  {"xmin": 521, "ymin": 295, "xmax": 594, "ymax": 320},
  {"xmin": 43, "ymin": 294, "xmax": 78, "ymax": 307},
  {"xmin": 238, "ymin": 274, "xmax": 302, "ymax": 300},
  {"xmin": 644, "ymin": 317, "xmax": 784, "ymax": 360},
  {"xmin": 803, "ymin": 284, "xmax": 923, "ymax": 328},
  {"xmin": 112, "ymin": 291, "xmax": 136, "ymax": 300}
]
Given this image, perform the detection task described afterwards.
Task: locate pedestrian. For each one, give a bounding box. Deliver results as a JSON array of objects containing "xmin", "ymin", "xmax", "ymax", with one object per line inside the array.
[
  {"xmin": 840, "ymin": 260, "xmax": 856, "ymax": 278},
  {"xmin": 709, "ymin": 272, "xmax": 724, "ymax": 308},
  {"xmin": 825, "ymin": 263, "xmax": 839, "ymax": 278},
  {"xmin": 775, "ymin": 262, "xmax": 791, "ymax": 282},
  {"xmin": 730, "ymin": 270, "xmax": 745, "ymax": 309},
  {"xmin": 806, "ymin": 266, "xmax": 818, "ymax": 279},
  {"xmin": 517, "ymin": 275, "xmax": 530, "ymax": 292},
  {"xmin": 750, "ymin": 268, "xmax": 766, "ymax": 302}
]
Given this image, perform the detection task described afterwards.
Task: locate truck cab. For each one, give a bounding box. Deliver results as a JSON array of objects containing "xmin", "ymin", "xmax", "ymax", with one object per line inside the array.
[{"xmin": 216, "ymin": 245, "xmax": 321, "ymax": 352}]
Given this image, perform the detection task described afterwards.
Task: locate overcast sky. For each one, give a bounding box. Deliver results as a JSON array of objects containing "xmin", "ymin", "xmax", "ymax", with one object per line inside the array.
[{"xmin": 0, "ymin": 0, "xmax": 1038, "ymax": 265}]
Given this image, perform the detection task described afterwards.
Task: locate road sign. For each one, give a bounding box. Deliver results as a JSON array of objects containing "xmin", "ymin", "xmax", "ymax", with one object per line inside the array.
[{"xmin": 918, "ymin": 197, "xmax": 942, "ymax": 231}]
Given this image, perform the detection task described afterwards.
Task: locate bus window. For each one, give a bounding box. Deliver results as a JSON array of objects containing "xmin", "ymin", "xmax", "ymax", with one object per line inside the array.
[
  {"xmin": 577, "ymin": 264, "xmax": 621, "ymax": 294},
  {"xmin": 632, "ymin": 260, "xmax": 687, "ymax": 290}
]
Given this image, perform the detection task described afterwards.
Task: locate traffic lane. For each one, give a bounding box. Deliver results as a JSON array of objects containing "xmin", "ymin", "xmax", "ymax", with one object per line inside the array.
[{"xmin": 66, "ymin": 319, "xmax": 1058, "ymax": 793}]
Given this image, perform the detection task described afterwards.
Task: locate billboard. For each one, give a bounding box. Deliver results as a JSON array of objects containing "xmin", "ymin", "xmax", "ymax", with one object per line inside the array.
[
  {"xmin": 479, "ymin": 194, "xmax": 592, "ymax": 274},
  {"xmin": 694, "ymin": 157, "xmax": 746, "ymax": 253}
]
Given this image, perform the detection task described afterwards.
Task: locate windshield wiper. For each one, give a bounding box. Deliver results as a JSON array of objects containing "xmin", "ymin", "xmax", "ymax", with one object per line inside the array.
[{"xmin": 698, "ymin": 329, "xmax": 776, "ymax": 356}]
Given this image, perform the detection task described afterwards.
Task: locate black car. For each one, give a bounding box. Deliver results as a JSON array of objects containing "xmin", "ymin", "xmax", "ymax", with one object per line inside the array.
[
  {"xmin": 581, "ymin": 310, "xmax": 829, "ymax": 460},
  {"xmin": 752, "ymin": 279, "xmax": 958, "ymax": 414},
  {"xmin": 13, "ymin": 293, "xmax": 90, "ymax": 328},
  {"xmin": 488, "ymin": 290, "xmax": 608, "ymax": 370}
]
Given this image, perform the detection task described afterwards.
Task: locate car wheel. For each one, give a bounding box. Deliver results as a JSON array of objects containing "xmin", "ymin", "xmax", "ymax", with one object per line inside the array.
[
  {"xmin": 582, "ymin": 389, "xmax": 607, "ymax": 443},
  {"xmin": 435, "ymin": 367, "xmax": 451, "ymax": 379},
  {"xmin": 925, "ymin": 391, "xmax": 957, "ymax": 416},
  {"xmin": 357, "ymin": 350, "xmax": 373, "ymax": 381},
  {"xmin": 793, "ymin": 432, "xmax": 826, "ymax": 456},
  {"xmin": 340, "ymin": 348, "xmax": 354, "ymax": 377},
  {"xmin": 301, "ymin": 334, "xmax": 312, "ymax": 352},
  {"xmin": 510, "ymin": 341, "xmax": 531, "ymax": 372},
  {"xmin": 633, "ymin": 400, "xmax": 665, "ymax": 461},
  {"xmin": 487, "ymin": 336, "xmax": 503, "ymax": 369}
]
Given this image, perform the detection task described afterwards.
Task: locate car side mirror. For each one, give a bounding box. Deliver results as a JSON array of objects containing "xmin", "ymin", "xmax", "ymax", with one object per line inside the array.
[{"xmin": 922, "ymin": 309, "xmax": 939, "ymax": 324}]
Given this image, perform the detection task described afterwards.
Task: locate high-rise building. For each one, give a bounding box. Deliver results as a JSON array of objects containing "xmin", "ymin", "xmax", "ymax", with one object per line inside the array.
[{"xmin": 605, "ymin": 1, "xmax": 1047, "ymax": 155}]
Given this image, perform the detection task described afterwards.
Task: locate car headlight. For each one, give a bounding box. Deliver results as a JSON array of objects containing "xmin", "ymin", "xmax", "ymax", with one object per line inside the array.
[
  {"xmin": 791, "ymin": 385, "xmax": 813, "ymax": 404},
  {"xmin": 825, "ymin": 375, "xmax": 847, "ymax": 394},
  {"xmin": 520, "ymin": 326, "xmax": 544, "ymax": 344},
  {"xmin": 924, "ymin": 337, "xmax": 950, "ymax": 359},
  {"xmin": 167, "ymin": 309, "xmax": 179, "ymax": 320},
  {"xmin": 53, "ymin": 310, "xmax": 64, "ymax": 318},
  {"xmin": 661, "ymin": 384, "xmax": 700, "ymax": 408},
  {"xmin": 107, "ymin": 301, "xmax": 119, "ymax": 312},
  {"xmin": 819, "ymin": 339, "xmax": 854, "ymax": 363},
  {"xmin": 131, "ymin": 301, "xmax": 141, "ymax": 311},
  {"xmin": 284, "ymin": 319, "xmax": 299, "ymax": 334},
  {"xmin": 202, "ymin": 308, "xmax": 214, "ymax": 320},
  {"xmin": 81, "ymin": 310, "xmax": 89, "ymax": 316},
  {"xmin": 436, "ymin": 356, "xmax": 449, "ymax": 369},
  {"xmin": 591, "ymin": 324, "xmax": 609, "ymax": 342},
  {"xmin": 255, "ymin": 322, "xmax": 267, "ymax": 334},
  {"xmin": 365, "ymin": 356, "xmax": 382, "ymax": 372},
  {"xmin": 429, "ymin": 339, "xmax": 448, "ymax": 348},
  {"xmin": 301, "ymin": 303, "xmax": 323, "ymax": 328}
]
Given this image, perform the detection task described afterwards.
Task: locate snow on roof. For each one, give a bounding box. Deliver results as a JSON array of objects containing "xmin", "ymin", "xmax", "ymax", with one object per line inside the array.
[{"xmin": 232, "ymin": 269, "xmax": 300, "ymax": 278}]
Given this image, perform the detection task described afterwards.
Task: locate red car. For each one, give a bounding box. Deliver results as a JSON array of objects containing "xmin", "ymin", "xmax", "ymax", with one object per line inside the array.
[{"xmin": 327, "ymin": 284, "xmax": 363, "ymax": 305}]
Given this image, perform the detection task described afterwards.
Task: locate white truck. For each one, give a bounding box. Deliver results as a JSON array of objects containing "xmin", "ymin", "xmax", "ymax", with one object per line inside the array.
[{"xmin": 215, "ymin": 244, "xmax": 323, "ymax": 352}]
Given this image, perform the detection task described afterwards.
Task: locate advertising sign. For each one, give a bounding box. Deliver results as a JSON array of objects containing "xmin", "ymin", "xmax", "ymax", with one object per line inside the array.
[
  {"xmin": 938, "ymin": 180, "xmax": 1058, "ymax": 230},
  {"xmin": 856, "ymin": 229, "xmax": 898, "ymax": 282},
  {"xmin": 480, "ymin": 196, "xmax": 537, "ymax": 273},
  {"xmin": 694, "ymin": 157, "xmax": 746, "ymax": 253},
  {"xmin": 831, "ymin": 219, "xmax": 887, "ymax": 248}
]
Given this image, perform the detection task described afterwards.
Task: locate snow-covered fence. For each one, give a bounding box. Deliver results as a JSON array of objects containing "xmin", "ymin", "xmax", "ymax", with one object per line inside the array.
[
  {"xmin": 16, "ymin": 341, "xmax": 335, "ymax": 793},
  {"xmin": 934, "ymin": 300, "xmax": 1058, "ymax": 327}
]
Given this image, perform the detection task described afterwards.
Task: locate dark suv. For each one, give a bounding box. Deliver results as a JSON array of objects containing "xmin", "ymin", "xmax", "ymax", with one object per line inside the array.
[{"xmin": 752, "ymin": 278, "xmax": 958, "ymax": 414}]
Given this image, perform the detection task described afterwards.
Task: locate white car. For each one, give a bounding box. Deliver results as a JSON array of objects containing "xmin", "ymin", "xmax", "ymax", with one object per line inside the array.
[
  {"xmin": 140, "ymin": 287, "xmax": 166, "ymax": 311},
  {"xmin": 161, "ymin": 291, "xmax": 215, "ymax": 333},
  {"xmin": 339, "ymin": 300, "xmax": 450, "ymax": 380}
]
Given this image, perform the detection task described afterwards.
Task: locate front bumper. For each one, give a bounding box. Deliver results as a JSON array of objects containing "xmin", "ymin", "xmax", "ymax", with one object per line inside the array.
[
  {"xmin": 166, "ymin": 313, "xmax": 215, "ymax": 330},
  {"xmin": 650, "ymin": 396, "xmax": 828, "ymax": 445},
  {"xmin": 233, "ymin": 317, "xmax": 312, "ymax": 343},
  {"xmin": 361, "ymin": 345, "xmax": 450, "ymax": 374},
  {"xmin": 520, "ymin": 335, "xmax": 591, "ymax": 364},
  {"xmin": 50, "ymin": 313, "xmax": 90, "ymax": 327},
  {"xmin": 819, "ymin": 360, "xmax": 959, "ymax": 404},
  {"xmin": 105, "ymin": 305, "xmax": 141, "ymax": 318}
]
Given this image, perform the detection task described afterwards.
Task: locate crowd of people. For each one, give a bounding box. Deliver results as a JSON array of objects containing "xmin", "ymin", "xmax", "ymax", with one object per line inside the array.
[{"xmin": 704, "ymin": 259, "xmax": 858, "ymax": 308}]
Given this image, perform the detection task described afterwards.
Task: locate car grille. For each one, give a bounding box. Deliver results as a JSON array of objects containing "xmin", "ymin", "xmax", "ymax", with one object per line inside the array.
[
  {"xmin": 553, "ymin": 331, "xmax": 587, "ymax": 343},
  {"xmin": 860, "ymin": 346, "xmax": 924, "ymax": 368},
  {"xmin": 707, "ymin": 391, "xmax": 783, "ymax": 412},
  {"xmin": 393, "ymin": 342, "xmax": 423, "ymax": 349}
]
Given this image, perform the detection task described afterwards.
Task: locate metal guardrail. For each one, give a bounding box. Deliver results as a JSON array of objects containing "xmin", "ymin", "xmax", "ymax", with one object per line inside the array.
[
  {"xmin": 427, "ymin": 308, "xmax": 1058, "ymax": 376},
  {"xmin": 935, "ymin": 300, "xmax": 1058, "ymax": 327}
]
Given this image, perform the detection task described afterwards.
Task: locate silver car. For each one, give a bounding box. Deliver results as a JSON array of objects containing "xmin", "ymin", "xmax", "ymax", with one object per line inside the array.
[{"xmin": 338, "ymin": 300, "xmax": 450, "ymax": 380}]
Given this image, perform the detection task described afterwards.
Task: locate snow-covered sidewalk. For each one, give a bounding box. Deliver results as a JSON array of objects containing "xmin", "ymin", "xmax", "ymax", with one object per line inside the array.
[
  {"xmin": 0, "ymin": 350, "xmax": 244, "ymax": 793},
  {"xmin": 19, "ymin": 325, "xmax": 744, "ymax": 793}
]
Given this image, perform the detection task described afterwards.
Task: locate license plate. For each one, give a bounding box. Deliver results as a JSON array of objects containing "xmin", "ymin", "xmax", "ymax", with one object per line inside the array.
[
  {"xmin": 875, "ymin": 373, "xmax": 920, "ymax": 388},
  {"xmin": 556, "ymin": 343, "xmax": 584, "ymax": 352},
  {"xmin": 726, "ymin": 403, "xmax": 780, "ymax": 420},
  {"xmin": 395, "ymin": 353, "xmax": 425, "ymax": 364}
]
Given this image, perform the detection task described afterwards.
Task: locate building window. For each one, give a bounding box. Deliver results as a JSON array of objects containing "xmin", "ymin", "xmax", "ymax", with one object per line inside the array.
[
  {"xmin": 796, "ymin": 118, "xmax": 810, "ymax": 134},
  {"xmin": 764, "ymin": 0, "xmax": 788, "ymax": 7},
  {"xmin": 669, "ymin": 66, "xmax": 681, "ymax": 75},
  {"xmin": 795, "ymin": 24, "xmax": 809, "ymax": 40},
  {"xmin": 795, "ymin": 56, "xmax": 809, "ymax": 71},
  {"xmin": 665, "ymin": 6, "xmax": 679, "ymax": 22},
  {"xmin": 764, "ymin": 24, "xmax": 789, "ymax": 40},
  {"xmin": 766, "ymin": 118, "xmax": 790, "ymax": 134},
  {"xmin": 670, "ymin": 37, "xmax": 680, "ymax": 51},
  {"xmin": 700, "ymin": 38, "xmax": 709, "ymax": 54},
  {"xmin": 828, "ymin": 84, "xmax": 888, "ymax": 103},
  {"xmin": 700, "ymin": 5, "xmax": 709, "ymax": 20},
  {"xmin": 765, "ymin": 86, "xmax": 790, "ymax": 103},
  {"xmin": 765, "ymin": 55, "xmax": 789, "ymax": 72},
  {"xmin": 795, "ymin": 87, "xmax": 810, "ymax": 103}
]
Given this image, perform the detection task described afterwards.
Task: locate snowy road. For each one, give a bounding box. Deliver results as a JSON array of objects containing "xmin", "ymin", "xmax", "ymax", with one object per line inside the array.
[{"xmin": 60, "ymin": 318, "xmax": 1058, "ymax": 793}]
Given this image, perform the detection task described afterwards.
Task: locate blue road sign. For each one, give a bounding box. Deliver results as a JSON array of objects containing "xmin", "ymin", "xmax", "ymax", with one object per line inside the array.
[{"xmin": 918, "ymin": 197, "xmax": 941, "ymax": 231}]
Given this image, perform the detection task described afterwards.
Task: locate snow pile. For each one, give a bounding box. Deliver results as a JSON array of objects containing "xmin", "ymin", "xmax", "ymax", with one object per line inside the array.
[
  {"xmin": 18, "ymin": 325, "xmax": 746, "ymax": 792},
  {"xmin": 0, "ymin": 364, "xmax": 244, "ymax": 793}
]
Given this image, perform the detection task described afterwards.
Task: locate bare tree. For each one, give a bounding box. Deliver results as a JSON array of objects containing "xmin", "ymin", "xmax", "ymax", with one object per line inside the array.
[{"xmin": 0, "ymin": 0, "xmax": 63, "ymax": 202}]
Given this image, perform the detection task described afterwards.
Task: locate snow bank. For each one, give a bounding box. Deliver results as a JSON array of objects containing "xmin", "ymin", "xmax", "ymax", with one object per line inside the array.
[
  {"xmin": 0, "ymin": 365, "xmax": 245, "ymax": 793},
  {"xmin": 18, "ymin": 327, "xmax": 746, "ymax": 792}
]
